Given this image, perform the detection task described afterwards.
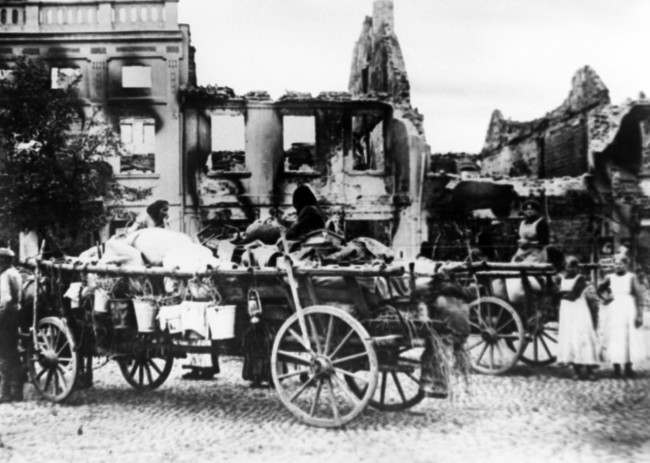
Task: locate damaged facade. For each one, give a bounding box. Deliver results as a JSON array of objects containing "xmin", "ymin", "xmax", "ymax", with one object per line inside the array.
[
  {"xmin": 181, "ymin": 0, "xmax": 429, "ymax": 259},
  {"xmin": 475, "ymin": 65, "xmax": 650, "ymax": 264},
  {"xmin": 0, "ymin": 0, "xmax": 194, "ymax": 237}
]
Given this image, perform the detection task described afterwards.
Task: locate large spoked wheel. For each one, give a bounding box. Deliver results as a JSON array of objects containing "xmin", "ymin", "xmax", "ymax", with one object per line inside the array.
[
  {"xmin": 515, "ymin": 311, "xmax": 558, "ymax": 366},
  {"xmin": 271, "ymin": 306, "xmax": 379, "ymax": 428},
  {"xmin": 117, "ymin": 341, "xmax": 173, "ymax": 391},
  {"xmin": 344, "ymin": 306, "xmax": 424, "ymax": 411},
  {"xmin": 28, "ymin": 317, "xmax": 79, "ymax": 402},
  {"xmin": 466, "ymin": 297, "xmax": 524, "ymax": 375}
]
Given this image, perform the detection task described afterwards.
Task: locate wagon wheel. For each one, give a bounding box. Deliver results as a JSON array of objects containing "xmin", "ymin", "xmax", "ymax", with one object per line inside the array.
[
  {"xmin": 27, "ymin": 317, "xmax": 78, "ymax": 403},
  {"xmin": 271, "ymin": 306, "xmax": 378, "ymax": 428},
  {"xmin": 514, "ymin": 310, "xmax": 558, "ymax": 366},
  {"xmin": 466, "ymin": 297, "xmax": 524, "ymax": 375},
  {"xmin": 117, "ymin": 340, "xmax": 173, "ymax": 391},
  {"xmin": 345, "ymin": 307, "xmax": 424, "ymax": 411}
]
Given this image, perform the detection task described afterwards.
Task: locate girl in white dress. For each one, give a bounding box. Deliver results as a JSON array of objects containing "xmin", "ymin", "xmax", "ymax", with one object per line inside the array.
[
  {"xmin": 557, "ymin": 256, "xmax": 599, "ymax": 380},
  {"xmin": 597, "ymin": 255, "xmax": 645, "ymax": 378}
]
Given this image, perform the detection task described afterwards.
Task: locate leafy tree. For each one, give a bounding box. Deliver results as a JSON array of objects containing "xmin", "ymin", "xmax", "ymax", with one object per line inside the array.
[{"xmin": 0, "ymin": 57, "xmax": 123, "ymax": 254}]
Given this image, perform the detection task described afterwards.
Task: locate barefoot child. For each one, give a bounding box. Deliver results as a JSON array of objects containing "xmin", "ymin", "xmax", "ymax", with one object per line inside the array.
[
  {"xmin": 597, "ymin": 255, "xmax": 645, "ymax": 378},
  {"xmin": 557, "ymin": 256, "xmax": 599, "ymax": 380}
]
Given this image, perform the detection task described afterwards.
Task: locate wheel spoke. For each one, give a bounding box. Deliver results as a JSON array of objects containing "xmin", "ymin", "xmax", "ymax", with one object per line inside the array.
[
  {"xmin": 489, "ymin": 345, "xmax": 495, "ymax": 369},
  {"xmin": 138, "ymin": 362, "xmax": 144, "ymax": 385},
  {"xmin": 307, "ymin": 316, "xmax": 322, "ymax": 354},
  {"xmin": 323, "ymin": 315, "xmax": 334, "ymax": 355},
  {"xmin": 379, "ymin": 371, "xmax": 387, "ymax": 404},
  {"xmin": 289, "ymin": 374, "xmax": 315, "ymax": 403},
  {"xmin": 533, "ymin": 337, "xmax": 539, "ymax": 361},
  {"xmin": 329, "ymin": 328, "xmax": 354, "ymax": 360},
  {"xmin": 391, "ymin": 372, "xmax": 407, "ymax": 403},
  {"xmin": 542, "ymin": 330, "xmax": 558, "ymax": 344},
  {"xmin": 277, "ymin": 368, "xmax": 312, "ymax": 381},
  {"xmin": 325, "ymin": 378, "xmax": 340, "ymax": 424},
  {"xmin": 56, "ymin": 365, "xmax": 69, "ymax": 388},
  {"xmin": 144, "ymin": 362, "xmax": 153, "ymax": 385},
  {"xmin": 129, "ymin": 360, "xmax": 138, "ymax": 378},
  {"xmin": 277, "ymin": 350, "xmax": 312, "ymax": 366},
  {"xmin": 332, "ymin": 351, "xmax": 368, "ymax": 366},
  {"xmin": 35, "ymin": 367, "xmax": 48, "ymax": 382},
  {"xmin": 466, "ymin": 338, "xmax": 485, "ymax": 351},
  {"xmin": 309, "ymin": 379, "xmax": 323, "ymax": 416},
  {"xmin": 405, "ymin": 371, "xmax": 419, "ymax": 385},
  {"xmin": 538, "ymin": 334, "xmax": 553, "ymax": 359},
  {"xmin": 44, "ymin": 368, "xmax": 54, "ymax": 393},
  {"xmin": 476, "ymin": 342, "xmax": 489, "ymax": 365},
  {"xmin": 331, "ymin": 373, "xmax": 361, "ymax": 405},
  {"xmin": 148, "ymin": 360, "xmax": 163, "ymax": 376}
]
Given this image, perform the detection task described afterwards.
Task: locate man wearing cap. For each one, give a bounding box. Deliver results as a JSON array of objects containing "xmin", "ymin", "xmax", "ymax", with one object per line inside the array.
[
  {"xmin": 512, "ymin": 199, "xmax": 550, "ymax": 263},
  {"xmin": 0, "ymin": 247, "xmax": 23, "ymax": 402}
]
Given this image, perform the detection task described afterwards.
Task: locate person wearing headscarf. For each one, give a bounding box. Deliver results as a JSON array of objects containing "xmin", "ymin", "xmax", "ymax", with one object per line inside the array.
[
  {"xmin": 511, "ymin": 199, "xmax": 549, "ymax": 263},
  {"xmin": 285, "ymin": 185, "xmax": 326, "ymax": 241},
  {"xmin": 0, "ymin": 247, "xmax": 23, "ymax": 402},
  {"xmin": 125, "ymin": 199, "xmax": 170, "ymax": 235}
]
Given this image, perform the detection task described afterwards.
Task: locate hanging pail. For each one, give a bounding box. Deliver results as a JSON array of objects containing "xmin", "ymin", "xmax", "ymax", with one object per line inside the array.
[
  {"xmin": 206, "ymin": 304, "xmax": 236, "ymax": 340},
  {"xmin": 158, "ymin": 304, "xmax": 184, "ymax": 334},
  {"xmin": 133, "ymin": 298, "xmax": 158, "ymax": 333},
  {"xmin": 93, "ymin": 288, "xmax": 109, "ymax": 313}
]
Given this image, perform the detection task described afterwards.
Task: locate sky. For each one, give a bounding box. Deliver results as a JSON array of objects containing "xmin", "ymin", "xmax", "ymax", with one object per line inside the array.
[{"xmin": 178, "ymin": 0, "xmax": 650, "ymax": 153}]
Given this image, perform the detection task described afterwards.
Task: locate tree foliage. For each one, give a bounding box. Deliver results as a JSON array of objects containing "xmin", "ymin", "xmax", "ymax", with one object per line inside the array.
[{"xmin": 0, "ymin": 57, "xmax": 122, "ymax": 253}]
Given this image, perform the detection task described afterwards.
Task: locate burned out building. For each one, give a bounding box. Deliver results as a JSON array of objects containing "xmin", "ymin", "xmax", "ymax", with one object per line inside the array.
[
  {"xmin": 181, "ymin": 0, "xmax": 430, "ymax": 259},
  {"xmin": 478, "ymin": 66, "xmax": 650, "ymax": 265}
]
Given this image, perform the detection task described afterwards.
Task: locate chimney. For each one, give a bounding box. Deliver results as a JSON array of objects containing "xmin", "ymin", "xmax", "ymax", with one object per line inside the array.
[{"xmin": 372, "ymin": 0, "xmax": 394, "ymax": 35}]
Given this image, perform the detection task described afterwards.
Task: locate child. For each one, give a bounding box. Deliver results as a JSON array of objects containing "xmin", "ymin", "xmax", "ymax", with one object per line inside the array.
[
  {"xmin": 597, "ymin": 255, "xmax": 645, "ymax": 378},
  {"xmin": 557, "ymin": 256, "xmax": 599, "ymax": 380}
]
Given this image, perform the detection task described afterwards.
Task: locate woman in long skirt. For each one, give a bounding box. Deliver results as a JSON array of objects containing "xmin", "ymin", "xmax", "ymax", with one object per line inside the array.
[
  {"xmin": 597, "ymin": 255, "xmax": 645, "ymax": 378},
  {"xmin": 557, "ymin": 256, "xmax": 599, "ymax": 379}
]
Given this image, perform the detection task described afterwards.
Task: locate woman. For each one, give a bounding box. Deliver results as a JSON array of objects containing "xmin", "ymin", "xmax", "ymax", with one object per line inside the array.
[
  {"xmin": 557, "ymin": 256, "xmax": 599, "ymax": 380},
  {"xmin": 597, "ymin": 255, "xmax": 645, "ymax": 378},
  {"xmin": 126, "ymin": 199, "xmax": 170, "ymax": 235},
  {"xmin": 512, "ymin": 199, "xmax": 549, "ymax": 263},
  {"xmin": 285, "ymin": 185, "xmax": 326, "ymax": 241}
]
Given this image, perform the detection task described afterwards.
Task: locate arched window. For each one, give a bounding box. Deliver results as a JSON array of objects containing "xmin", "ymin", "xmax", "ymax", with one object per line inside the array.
[
  {"xmin": 1, "ymin": 10, "xmax": 7, "ymax": 25},
  {"xmin": 11, "ymin": 9, "xmax": 19, "ymax": 24}
]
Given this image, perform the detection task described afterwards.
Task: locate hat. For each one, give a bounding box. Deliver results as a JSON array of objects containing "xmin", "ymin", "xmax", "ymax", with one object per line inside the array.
[
  {"xmin": 521, "ymin": 199, "xmax": 541, "ymax": 212},
  {"xmin": 0, "ymin": 247, "xmax": 15, "ymax": 258}
]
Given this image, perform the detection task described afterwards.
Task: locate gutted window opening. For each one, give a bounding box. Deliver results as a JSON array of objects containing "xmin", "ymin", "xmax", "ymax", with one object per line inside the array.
[
  {"xmin": 283, "ymin": 115, "xmax": 316, "ymax": 172},
  {"xmin": 0, "ymin": 68, "xmax": 14, "ymax": 82},
  {"xmin": 210, "ymin": 113, "xmax": 246, "ymax": 172},
  {"xmin": 121, "ymin": 65, "xmax": 152, "ymax": 88},
  {"xmin": 361, "ymin": 67, "xmax": 369, "ymax": 94},
  {"xmin": 352, "ymin": 114, "xmax": 385, "ymax": 171},
  {"xmin": 119, "ymin": 117, "xmax": 155, "ymax": 173},
  {"xmin": 51, "ymin": 67, "xmax": 81, "ymax": 90}
]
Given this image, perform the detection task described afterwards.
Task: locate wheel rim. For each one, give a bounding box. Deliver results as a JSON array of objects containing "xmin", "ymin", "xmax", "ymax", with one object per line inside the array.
[
  {"xmin": 118, "ymin": 345, "xmax": 173, "ymax": 391},
  {"xmin": 28, "ymin": 318, "xmax": 78, "ymax": 402},
  {"xmin": 466, "ymin": 297, "xmax": 524, "ymax": 375},
  {"xmin": 271, "ymin": 306, "xmax": 378, "ymax": 428}
]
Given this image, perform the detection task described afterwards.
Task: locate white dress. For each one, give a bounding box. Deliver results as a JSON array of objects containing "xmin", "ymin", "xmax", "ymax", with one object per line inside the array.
[
  {"xmin": 557, "ymin": 275, "xmax": 599, "ymax": 365},
  {"xmin": 605, "ymin": 272, "xmax": 645, "ymax": 364}
]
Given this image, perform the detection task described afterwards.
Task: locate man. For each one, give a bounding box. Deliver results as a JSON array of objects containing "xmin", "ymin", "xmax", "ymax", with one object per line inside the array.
[
  {"xmin": 0, "ymin": 247, "xmax": 23, "ymax": 402},
  {"xmin": 511, "ymin": 199, "xmax": 549, "ymax": 263},
  {"xmin": 125, "ymin": 199, "xmax": 170, "ymax": 235}
]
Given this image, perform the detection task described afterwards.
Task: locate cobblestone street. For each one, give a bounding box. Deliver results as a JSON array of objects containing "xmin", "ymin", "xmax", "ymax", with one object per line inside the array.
[{"xmin": 1, "ymin": 357, "xmax": 649, "ymax": 463}]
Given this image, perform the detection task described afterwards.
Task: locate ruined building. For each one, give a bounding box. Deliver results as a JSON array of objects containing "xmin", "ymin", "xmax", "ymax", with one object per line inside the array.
[
  {"xmin": 0, "ymin": 0, "xmax": 194, "ymax": 236},
  {"xmin": 479, "ymin": 66, "xmax": 650, "ymax": 264},
  {"xmin": 181, "ymin": 0, "xmax": 429, "ymax": 258}
]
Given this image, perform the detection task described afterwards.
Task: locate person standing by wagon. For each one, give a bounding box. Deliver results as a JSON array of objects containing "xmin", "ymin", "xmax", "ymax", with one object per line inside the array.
[
  {"xmin": 597, "ymin": 255, "xmax": 645, "ymax": 378},
  {"xmin": 557, "ymin": 256, "xmax": 599, "ymax": 380},
  {"xmin": 0, "ymin": 247, "xmax": 23, "ymax": 402}
]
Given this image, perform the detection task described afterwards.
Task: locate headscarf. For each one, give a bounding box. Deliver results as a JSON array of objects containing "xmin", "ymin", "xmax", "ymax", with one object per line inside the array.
[{"xmin": 292, "ymin": 185, "xmax": 318, "ymax": 214}]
